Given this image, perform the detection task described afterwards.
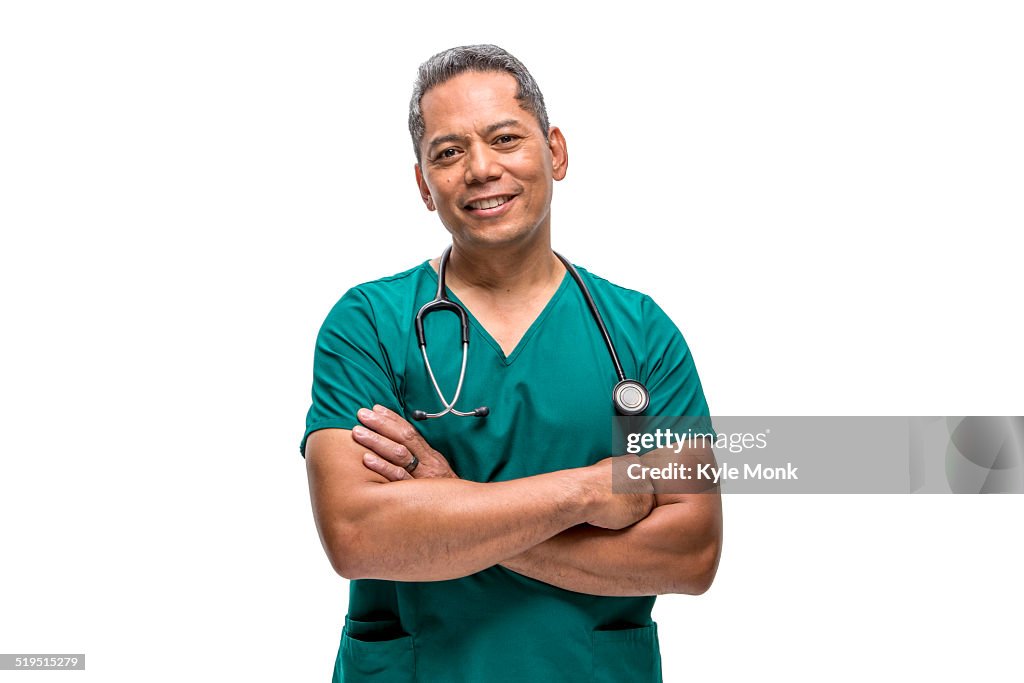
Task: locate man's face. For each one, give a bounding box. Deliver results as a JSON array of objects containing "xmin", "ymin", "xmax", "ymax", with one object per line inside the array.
[{"xmin": 415, "ymin": 70, "xmax": 567, "ymax": 249}]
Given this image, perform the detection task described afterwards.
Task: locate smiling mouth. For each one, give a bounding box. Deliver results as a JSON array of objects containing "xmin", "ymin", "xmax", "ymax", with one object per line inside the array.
[{"xmin": 465, "ymin": 195, "xmax": 515, "ymax": 210}]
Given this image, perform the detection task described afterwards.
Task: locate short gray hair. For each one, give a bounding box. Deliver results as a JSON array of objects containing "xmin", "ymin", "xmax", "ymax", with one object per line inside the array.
[{"xmin": 408, "ymin": 44, "xmax": 550, "ymax": 163}]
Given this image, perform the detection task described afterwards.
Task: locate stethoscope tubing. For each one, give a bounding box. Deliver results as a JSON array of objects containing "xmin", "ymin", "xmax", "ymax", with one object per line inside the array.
[
  {"xmin": 553, "ymin": 252, "xmax": 627, "ymax": 383},
  {"xmin": 412, "ymin": 245, "xmax": 648, "ymax": 419}
]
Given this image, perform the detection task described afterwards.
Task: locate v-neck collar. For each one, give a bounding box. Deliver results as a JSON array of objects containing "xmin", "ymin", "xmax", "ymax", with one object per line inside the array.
[{"xmin": 420, "ymin": 259, "xmax": 573, "ymax": 366}]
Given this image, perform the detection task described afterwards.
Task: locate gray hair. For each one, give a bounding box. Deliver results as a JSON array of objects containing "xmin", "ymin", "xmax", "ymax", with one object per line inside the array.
[{"xmin": 408, "ymin": 44, "xmax": 550, "ymax": 163}]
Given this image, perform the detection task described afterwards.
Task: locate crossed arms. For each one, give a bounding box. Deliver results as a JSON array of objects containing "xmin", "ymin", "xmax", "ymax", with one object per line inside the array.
[{"xmin": 305, "ymin": 405, "xmax": 722, "ymax": 597}]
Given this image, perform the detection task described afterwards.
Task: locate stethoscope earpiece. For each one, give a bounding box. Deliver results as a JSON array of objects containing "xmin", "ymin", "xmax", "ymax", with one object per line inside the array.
[
  {"xmin": 411, "ymin": 246, "xmax": 650, "ymax": 420},
  {"xmin": 412, "ymin": 406, "xmax": 488, "ymax": 421}
]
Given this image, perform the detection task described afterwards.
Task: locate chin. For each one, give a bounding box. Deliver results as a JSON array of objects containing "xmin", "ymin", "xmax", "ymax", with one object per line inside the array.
[
  {"xmin": 453, "ymin": 216, "xmax": 546, "ymax": 247},
  {"xmin": 461, "ymin": 227, "xmax": 537, "ymax": 250}
]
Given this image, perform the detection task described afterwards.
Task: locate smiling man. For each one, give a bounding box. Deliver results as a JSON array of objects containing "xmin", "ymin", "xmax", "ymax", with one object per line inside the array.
[{"xmin": 301, "ymin": 45, "xmax": 721, "ymax": 683}]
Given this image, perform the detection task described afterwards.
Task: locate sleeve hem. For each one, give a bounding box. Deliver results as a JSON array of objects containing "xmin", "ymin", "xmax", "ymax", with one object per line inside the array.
[{"xmin": 299, "ymin": 420, "xmax": 360, "ymax": 458}]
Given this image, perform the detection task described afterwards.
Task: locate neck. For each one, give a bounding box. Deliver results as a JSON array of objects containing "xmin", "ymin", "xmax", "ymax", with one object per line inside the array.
[{"xmin": 444, "ymin": 233, "xmax": 563, "ymax": 296}]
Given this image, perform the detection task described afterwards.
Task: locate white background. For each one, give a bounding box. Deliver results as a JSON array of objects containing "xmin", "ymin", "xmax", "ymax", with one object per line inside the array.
[{"xmin": 1, "ymin": 1, "xmax": 1022, "ymax": 681}]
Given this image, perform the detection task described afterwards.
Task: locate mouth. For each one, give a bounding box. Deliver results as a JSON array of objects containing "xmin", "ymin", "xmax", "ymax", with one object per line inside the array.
[{"xmin": 464, "ymin": 194, "xmax": 517, "ymax": 216}]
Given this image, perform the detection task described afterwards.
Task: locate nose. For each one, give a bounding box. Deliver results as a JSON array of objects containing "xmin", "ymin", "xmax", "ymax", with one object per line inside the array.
[{"xmin": 463, "ymin": 140, "xmax": 503, "ymax": 185}]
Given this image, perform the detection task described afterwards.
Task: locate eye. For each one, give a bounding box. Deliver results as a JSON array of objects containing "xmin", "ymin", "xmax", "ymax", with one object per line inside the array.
[
  {"xmin": 494, "ymin": 134, "xmax": 519, "ymax": 145},
  {"xmin": 433, "ymin": 147, "xmax": 461, "ymax": 163}
]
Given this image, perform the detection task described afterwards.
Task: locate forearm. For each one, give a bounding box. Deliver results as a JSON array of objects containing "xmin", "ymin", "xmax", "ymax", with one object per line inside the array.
[
  {"xmin": 500, "ymin": 498, "xmax": 722, "ymax": 597},
  {"xmin": 319, "ymin": 470, "xmax": 595, "ymax": 582},
  {"xmin": 310, "ymin": 418, "xmax": 653, "ymax": 584}
]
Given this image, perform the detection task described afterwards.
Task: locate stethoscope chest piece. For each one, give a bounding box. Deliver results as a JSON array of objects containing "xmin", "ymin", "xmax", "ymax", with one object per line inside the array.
[{"xmin": 613, "ymin": 379, "xmax": 650, "ymax": 416}]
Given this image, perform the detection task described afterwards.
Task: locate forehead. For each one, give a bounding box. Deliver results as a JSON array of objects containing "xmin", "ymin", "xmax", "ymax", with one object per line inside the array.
[{"xmin": 420, "ymin": 70, "xmax": 535, "ymax": 138}]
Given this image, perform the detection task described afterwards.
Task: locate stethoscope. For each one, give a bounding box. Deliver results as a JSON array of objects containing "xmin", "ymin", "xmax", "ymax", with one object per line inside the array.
[{"xmin": 410, "ymin": 246, "xmax": 650, "ymax": 420}]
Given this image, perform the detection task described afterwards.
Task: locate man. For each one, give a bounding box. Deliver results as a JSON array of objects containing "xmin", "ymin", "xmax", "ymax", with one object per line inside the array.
[{"xmin": 302, "ymin": 44, "xmax": 721, "ymax": 682}]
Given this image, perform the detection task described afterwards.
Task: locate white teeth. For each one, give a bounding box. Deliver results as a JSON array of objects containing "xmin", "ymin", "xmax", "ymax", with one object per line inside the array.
[{"xmin": 468, "ymin": 196, "xmax": 510, "ymax": 210}]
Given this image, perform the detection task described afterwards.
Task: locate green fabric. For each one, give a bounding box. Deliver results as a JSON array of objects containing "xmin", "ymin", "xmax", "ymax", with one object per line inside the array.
[{"xmin": 302, "ymin": 260, "xmax": 710, "ymax": 683}]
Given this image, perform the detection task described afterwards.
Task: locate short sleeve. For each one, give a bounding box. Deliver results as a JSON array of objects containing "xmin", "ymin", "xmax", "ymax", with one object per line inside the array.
[
  {"xmin": 640, "ymin": 295, "xmax": 712, "ymax": 421},
  {"xmin": 299, "ymin": 288, "xmax": 402, "ymax": 457}
]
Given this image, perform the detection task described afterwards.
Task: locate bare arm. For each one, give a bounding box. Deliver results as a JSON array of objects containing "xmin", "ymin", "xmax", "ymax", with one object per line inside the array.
[
  {"xmin": 499, "ymin": 482, "xmax": 722, "ymax": 596},
  {"xmin": 353, "ymin": 408, "xmax": 722, "ymax": 596},
  {"xmin": 305, "ymin": 422, "xmax": 653, "ymax": 582}
]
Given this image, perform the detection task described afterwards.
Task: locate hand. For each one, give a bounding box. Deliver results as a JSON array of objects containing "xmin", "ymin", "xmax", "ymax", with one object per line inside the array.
[
  {"xmin": 352, "ymin": 404, "xmax": 458, "ymax": 481},
  {"xmin": 583, "ymin": 456, "xmax": 655, "ymax": 530}
]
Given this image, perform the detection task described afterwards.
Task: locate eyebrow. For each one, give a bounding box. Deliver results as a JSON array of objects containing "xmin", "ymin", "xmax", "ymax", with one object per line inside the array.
[
  {"xmin": 427, "ymin": 119, "xmax": 523, "ymax": 153},
  {"xmin": 483, "ymin": 119, "xmax": 521, "ymax": 136}
]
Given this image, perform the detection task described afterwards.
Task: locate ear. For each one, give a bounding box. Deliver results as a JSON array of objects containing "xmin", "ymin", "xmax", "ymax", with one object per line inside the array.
[
  {"xmin": 415, "ymin": 163, "xmax": 436, "ymax": 211},
  {"xmin": 548, "ymin": 127, "xmax": 568, "ymax": 181}
]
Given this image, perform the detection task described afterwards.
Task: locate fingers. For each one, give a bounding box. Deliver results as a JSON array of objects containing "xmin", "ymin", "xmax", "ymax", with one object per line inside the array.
[
  {"xmin": 351, "ymin": 424, "xmax": 416, "ymax": 470},
  {"xmin": 358, "ymin": 405, "xmax": 429, "ymax": 452},
  {"xmin": 363, "ymin": 453, "xmax": 412, "ymax": 481},
  {"xmin": 354, "ymin": 405, "xmax": 458, "ymax": 480}
]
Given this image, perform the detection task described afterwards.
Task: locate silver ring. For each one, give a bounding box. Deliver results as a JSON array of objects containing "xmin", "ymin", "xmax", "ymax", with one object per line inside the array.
[{"xmin": 404, "ymin": 454, "xmax": 420, "ymax": 473}]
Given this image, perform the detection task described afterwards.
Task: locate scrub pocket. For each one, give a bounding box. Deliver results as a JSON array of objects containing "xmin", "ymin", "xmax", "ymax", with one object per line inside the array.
[
  {"xmin": 334, "ymin": 616, "xmax": 415, "ymax": 683},
  {"xmin": 591, "ymin": 622, "xmax": 662, "ymax": 683}
]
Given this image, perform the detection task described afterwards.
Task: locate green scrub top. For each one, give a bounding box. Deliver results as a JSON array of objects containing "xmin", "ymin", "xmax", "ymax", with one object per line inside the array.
[{"xmin": 302, "ymin": 260, "xmax": 710, "ymax": 683}]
